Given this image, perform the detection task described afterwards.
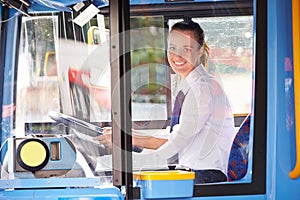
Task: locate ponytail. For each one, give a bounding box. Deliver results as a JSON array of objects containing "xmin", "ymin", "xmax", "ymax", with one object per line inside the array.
[{"xmin": 200, "ymin": 41, "xmax": 210, "ymax": 70}]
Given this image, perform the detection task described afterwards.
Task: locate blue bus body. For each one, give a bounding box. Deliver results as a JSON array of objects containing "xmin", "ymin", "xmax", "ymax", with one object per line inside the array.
[{"xmin": 0, "ymin": 0, "xmax": 299, "ymax": 199}]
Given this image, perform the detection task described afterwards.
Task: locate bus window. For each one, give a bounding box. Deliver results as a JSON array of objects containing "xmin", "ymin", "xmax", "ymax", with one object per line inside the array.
[
  {"xmin": 127, "ymin": 1, "xmax": 255, "ymax": 188},
  {"xmin": 130, "ymin": 16, "xmax": 168, "ymax": 126},
  {"xmin": 197, "ymin": 16, "xmax": 253, "ymax": 116},
  {"xmin": 169, "ymin": 16, "xmax": 253, "ymax": 119}
]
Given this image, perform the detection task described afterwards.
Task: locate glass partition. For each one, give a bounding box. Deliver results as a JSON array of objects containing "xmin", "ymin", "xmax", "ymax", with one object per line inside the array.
[
  {"xmin": 130, "ymin": 16, "xmax": 168, "ymax": 123},
  {"xmin": 2, "ymin": 12, "xmax": 114, "ymax": 187},
  {"xmin": 16, "ymin": 16, "xmax": 60, "ymax": 134}
]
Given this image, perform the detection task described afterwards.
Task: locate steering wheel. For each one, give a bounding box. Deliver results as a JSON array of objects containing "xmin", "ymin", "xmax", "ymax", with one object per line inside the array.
[
  {"xmin": 49, "ymin": 111, "xmax": 143, "ymax": 153},
  {"xmin": 49, "ymin": 111, "xmax": 103, "ymax": 137}
]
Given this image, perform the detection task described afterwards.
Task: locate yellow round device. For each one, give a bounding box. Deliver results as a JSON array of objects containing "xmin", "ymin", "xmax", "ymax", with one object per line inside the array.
[{"xmin": 17, "ymin": 139, "xmax": 49, "ymax": 172}]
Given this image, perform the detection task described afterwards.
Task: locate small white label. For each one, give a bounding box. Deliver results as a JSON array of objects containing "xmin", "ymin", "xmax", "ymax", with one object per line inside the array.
[
  {"xmin": 73, "ymin": 2, "xmax": 85, "ymax": 12},
  {"xmin": 73, "ymin": 4, "xmax": 100, "ymax": 27}
]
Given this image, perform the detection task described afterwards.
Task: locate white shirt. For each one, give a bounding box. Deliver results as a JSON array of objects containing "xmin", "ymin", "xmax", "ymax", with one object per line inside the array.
[{"xmin": 154, "ymin": 65, "xmax": 235, "ymax": 175}]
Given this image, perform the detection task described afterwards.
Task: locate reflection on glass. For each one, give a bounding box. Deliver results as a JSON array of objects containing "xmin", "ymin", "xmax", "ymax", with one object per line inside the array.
[
  {"xmin": 196, "ymin": 16, "xmax": 253, "ymax": 115},
  {"xmin": 16, "ymin": 16, "xmax": 60, "ymax": 135},
  {"xmin": 130, "ymin": 16, "xmax": 168, "ymax": 121},
  {"xmin": 5, "ymin": 14, "xmax": 114, "ymax": 187}
]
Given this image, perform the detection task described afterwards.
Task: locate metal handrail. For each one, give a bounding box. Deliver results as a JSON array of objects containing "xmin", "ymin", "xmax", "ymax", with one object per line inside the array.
[{"xmin": 290, "ymin": 0, "xmax": 300, "ymax": 179}]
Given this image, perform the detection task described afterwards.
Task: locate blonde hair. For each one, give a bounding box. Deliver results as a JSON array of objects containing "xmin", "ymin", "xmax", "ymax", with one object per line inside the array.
[{"xmin": 200, "ymin": 41, "xmax": 210, "ymax": 70}]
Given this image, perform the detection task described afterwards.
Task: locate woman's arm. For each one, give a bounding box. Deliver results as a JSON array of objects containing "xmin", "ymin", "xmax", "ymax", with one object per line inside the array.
[
  {"xmin": 93, "ymin": 128, "xmax": 168, "ymax": 151},
  {"xmin": 132, "ymin": 134, "xmax": 167, "ymax": 150}
]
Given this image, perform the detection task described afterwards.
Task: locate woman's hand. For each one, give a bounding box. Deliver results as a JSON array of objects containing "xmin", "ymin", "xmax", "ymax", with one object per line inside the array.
[
  {"xmin": 93, "ymin": 127, "xmax": 112, "ymax": 153},
  {"xmin": 93, "ymin": 127, "xmax": 168, "ymax": 152}
]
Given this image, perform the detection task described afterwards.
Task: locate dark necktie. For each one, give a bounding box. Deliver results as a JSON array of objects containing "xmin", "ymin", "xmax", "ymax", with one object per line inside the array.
[
  {"xmin": 168, "ymin": 90, "xmax": 185, "ymax": 168},
  {"xmin": 170, "ymin": 90, "xmax": 185, "ymax": 133}
]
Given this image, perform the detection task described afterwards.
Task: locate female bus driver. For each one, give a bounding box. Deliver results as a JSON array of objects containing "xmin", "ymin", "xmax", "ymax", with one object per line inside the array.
[{"xmin": 94, "ymin": 19, "xmax": 236, "ymax": 184}]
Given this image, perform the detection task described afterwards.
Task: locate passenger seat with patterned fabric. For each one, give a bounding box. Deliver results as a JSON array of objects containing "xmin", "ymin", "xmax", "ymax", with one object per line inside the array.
[{"xmin": 227, "ymin": 114, "xmax": 251, "ymax": 181}]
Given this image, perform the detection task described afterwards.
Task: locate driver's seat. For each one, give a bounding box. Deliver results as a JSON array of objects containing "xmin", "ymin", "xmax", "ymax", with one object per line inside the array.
[{"xmin": 227, "ymin": 114, "xmax": 251, "ymax": 181}]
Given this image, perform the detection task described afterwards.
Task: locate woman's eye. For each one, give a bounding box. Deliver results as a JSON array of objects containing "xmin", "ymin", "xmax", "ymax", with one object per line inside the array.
[
  {"xmin": 183, "ymin": 48, "xmax": 192, "ymax": 52},
  {"xmin": 168, "ymin": 47, "xmax": 176, "ymax": 52}
]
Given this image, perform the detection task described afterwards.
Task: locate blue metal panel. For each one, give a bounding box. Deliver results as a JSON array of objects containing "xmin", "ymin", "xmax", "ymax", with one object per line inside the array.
[
  {"xmin": 267, "ymin": 0, "xmax": 300, "ymax": 199},
  {"xmin": 191, "ymin": 195, "xmax": 266, "ymax": 200},
  {"xmin": 1, "ymin": 9, "xmax": 19, "ymax": 144},
  {"xmin": 31, "ymin": 0, "xmax": 81, "ymax": 7},
  {"xmin": 137, "ymin": 179, "xmax": 194, "ymax": 199},
  {"xmin": 28, "ymin": 0, "xmax": 85, "ymax": 13},
  {"xmin": 0, "ymin": 178, "xmax": 101, "ymax": 189},
  {"xmin": 2, "ymin": 9, "xmax": 18, "ymax": 105},
  {"xmin": 28, "ymin": 2, "xmax": 70, "ymax": 13},
  {"xmin": 0, "ymin": 187, "xmax": 124, "ymax": 200},
  {"xmin": 27, "ymin": 0, "xmax": 108, "ymax": 13},
  {"xmin": 4, "ymin": 0, "xmax": 299, "ymax": 199},
  {"xmin": 26, "ymin": 0, "xmax": 250, "ymax": 12}
]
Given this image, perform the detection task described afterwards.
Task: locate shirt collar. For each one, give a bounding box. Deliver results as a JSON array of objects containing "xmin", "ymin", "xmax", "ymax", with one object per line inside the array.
[{"xmin": 179, "ymin": 64, "xmax": 209, "ymax": 95}]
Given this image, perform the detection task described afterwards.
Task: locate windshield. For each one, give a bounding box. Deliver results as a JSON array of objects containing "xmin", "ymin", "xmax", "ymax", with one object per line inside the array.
[{"xmin": 0, "ymin": 1, "xmax": 254, "ymax": 190}]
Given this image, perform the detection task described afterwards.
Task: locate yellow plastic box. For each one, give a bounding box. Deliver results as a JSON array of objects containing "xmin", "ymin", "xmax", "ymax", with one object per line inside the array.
[{"xmin": 133, "ymin": 170, "xmax": 195, "ymax": 199}]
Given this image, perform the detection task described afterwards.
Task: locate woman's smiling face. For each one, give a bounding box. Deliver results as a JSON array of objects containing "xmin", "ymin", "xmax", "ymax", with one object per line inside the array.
[{"xmin": 167, "ymin": 30, "xmax": 203, "ymax": 79}]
